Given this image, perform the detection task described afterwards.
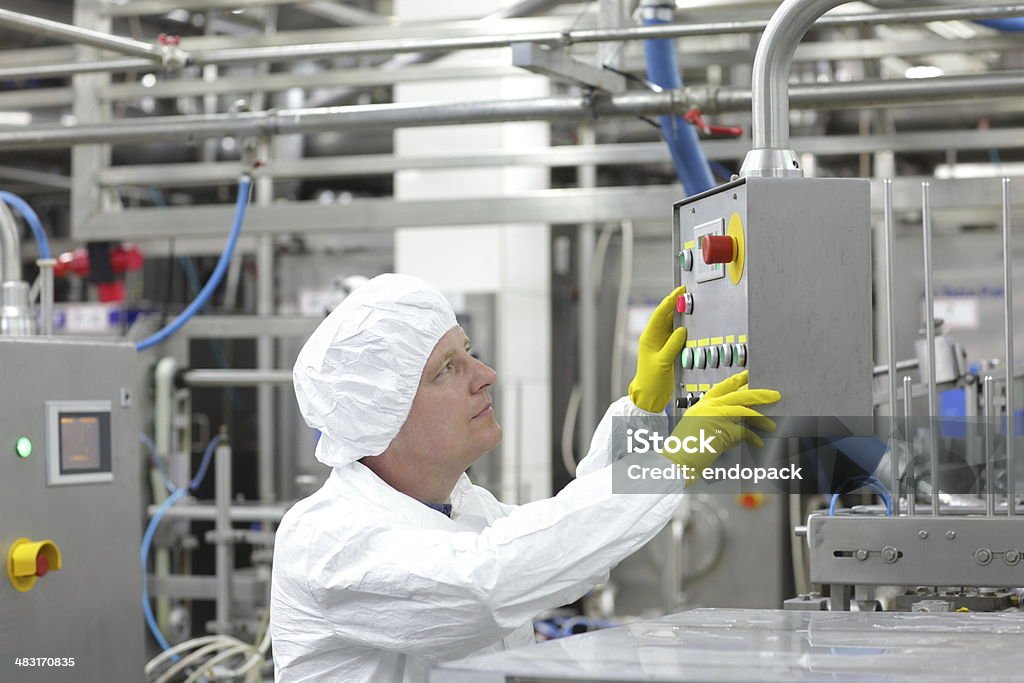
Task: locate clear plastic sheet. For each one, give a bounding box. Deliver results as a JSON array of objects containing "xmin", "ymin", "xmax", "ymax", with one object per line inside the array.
[{"xmin": 432, "ymin": 608, "xmax": 1024, "ymax": 682}]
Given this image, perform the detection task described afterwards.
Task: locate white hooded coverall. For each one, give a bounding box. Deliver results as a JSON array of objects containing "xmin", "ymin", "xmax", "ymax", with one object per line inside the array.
[{"xmin": 271, "ymin": 274, "xmax": 684, "ymax": 683}]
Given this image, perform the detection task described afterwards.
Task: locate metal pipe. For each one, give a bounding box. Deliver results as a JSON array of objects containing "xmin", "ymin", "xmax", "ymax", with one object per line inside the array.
[
  {"xmin": 984, "ymin": 375, "xmax": 996, "ymax": 517},
  {"xmin": 37, "ymin": 258, "xmax": 55, "ymax": 336},
  {"xmin": 873, "ymin": 358, "xmax": 918, "ymax": 378},
  {"xmin": 147, "ymin": 502, "xmax": 288, "ymax": 522},
  {"xmin": 3, "ymin": 72, "xmax": 1024, "ymax": 150},
  {"xmin": 0, "ymin": 201, "xmax": 21, "ymax": 282},
  {"xmin": 257, "ymin": 240, "xmax": 276, "ymax": 505},
  {"xmin": 214, "ymin": 433, "xmax": 233, "ymax": 633},
  {"xmin": 922, "ymin": 181, "xmax": 940, "ymax": 517},
  {"xmin": 0, "ymin": 8, "xmax": 189, "ymax": 67},
  {"xmin": 578, "ymin": 123, "xmax": 598, "ymax": 467},
  {"xmin": 883, "ymin": 178, "xmax": 899, "ymax": 517},
  {"xmin": 1003, "ymin": 177, "xmax": 1016, "ymax": 516},
  {"xmin": 741, "ymin": 0, "xmax": 848, "ymax": 177},
  {"xmin": 3, "ymin": 3, "xmax": 1021, "ymax": 79},
  {"xmin": 904, "ymin": 376, "xmax": 915, "ymax": 517},
  {"xmin": 181, "ymin": 368, "xmax": 293, "ymax": 387}
]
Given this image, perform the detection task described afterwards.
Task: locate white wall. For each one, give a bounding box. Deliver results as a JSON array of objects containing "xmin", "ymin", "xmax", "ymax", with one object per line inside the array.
[{"xmin": 394, "ymin": 0, "xmax": 552, "ymax": 501}]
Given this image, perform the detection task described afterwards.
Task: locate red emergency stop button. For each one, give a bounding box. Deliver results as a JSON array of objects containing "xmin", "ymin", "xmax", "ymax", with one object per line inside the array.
[
  {"xmin": 702, "ymin": 235, "xmax": 737, "ymax": 264},
  {"xmin": 35, "ymin": 554, "xmax": 49, "ymax": 577}
]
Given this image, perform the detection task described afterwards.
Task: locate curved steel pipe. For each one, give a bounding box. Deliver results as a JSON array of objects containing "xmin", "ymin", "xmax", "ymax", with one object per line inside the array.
[
  {"xmin": 0, "ymin": 201, "xmax": 21, "ymax": 282},
  {"xmin": 741, "ymin": 0, "xmax": 849, "ymax": 177}
]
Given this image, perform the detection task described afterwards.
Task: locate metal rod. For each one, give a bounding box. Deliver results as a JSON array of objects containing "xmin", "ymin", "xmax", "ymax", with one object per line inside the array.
[
  {"xmin": 922, "ymin": 181, "xmax": 940, "ymax": 517},
  {"xmin": 214, "ymin": 433, "xmax": 233, "ymax": 633},
  {"xmin": 884, "ymin": 178, "xmax": 899, "ymax": 517},
  {"xmin": 3, "ymin": 71, "xmax": 1024, "ymax": 150},
  {"xmin": 37, "ymin": 258, "xmax": 54, "ymax": 336},
  {"xmin": 180, "ymin": 368, "xmax": 293, "ymax": 386},
  {"xmin": 0, "ymin": 8, "xmax": 187, "ymax": 66},
  {"xmin": 985, "ymin": 375, "xmax": 996, "ymax": 517},
  {"xmin": 1003, "ymin": 177, "xmax": 1016, "ymax": 516},
  {"xmin": 904, "ymin": 375, "xmax": 915, "ymax": 517},
  {"xmin": 147, "ymin": 501, "xmax": 288, "ymax": 522}
]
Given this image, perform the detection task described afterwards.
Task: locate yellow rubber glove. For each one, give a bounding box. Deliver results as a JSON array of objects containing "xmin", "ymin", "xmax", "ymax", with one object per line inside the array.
[
  {"xmin": 661, "ymin": 370, "xmax": 781, "ymax": 483},
  {"xmin": 628, "ymin": 285, "xmax": 688, "ymax": 413}
]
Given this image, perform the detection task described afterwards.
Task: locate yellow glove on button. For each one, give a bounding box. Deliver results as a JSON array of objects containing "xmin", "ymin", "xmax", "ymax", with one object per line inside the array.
[
  {"xmin": 662, "ymin": 370, "xmax": 781, "ymax": 481},
  {"xmin": 628, "ymin": 286, "xmax": 689, "ymax": 413}
]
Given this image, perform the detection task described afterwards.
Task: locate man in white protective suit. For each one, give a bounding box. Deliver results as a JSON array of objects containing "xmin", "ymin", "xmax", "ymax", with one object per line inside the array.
[{"xmin": 271, "ymin": 273, "xmax": 779, "ymax": 683}]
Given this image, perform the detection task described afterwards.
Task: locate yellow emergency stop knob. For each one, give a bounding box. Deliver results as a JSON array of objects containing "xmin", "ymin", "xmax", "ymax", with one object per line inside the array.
[{"xmin": 7, "ymin": 538, "xmax": 62, "ymax": 593}]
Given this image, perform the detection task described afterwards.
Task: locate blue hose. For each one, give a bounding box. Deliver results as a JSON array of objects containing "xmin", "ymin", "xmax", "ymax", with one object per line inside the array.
[
  {"xmin": 0, "ymin": 191, "xmax": 52, "ymax": 259},
  {"xmin": 135, "ymin": 176, "xmax": 252, "ymax": 351},
  {"xmin": 140, "ymin": 432, "xmax": 176, "ymax": 493},
  {"xmin": 141, "ymin": 435, "xmax": 223, "ymax": 658},
  {"xmin": 828, "ymin": 475, "xmax": 893, "ymax": 516},
  {"xmin": 975, "ymin": 18, "xmax": 1024, "ymax": 31},
  {"xmin": 641, "ymin": 5, "xmax": 714, "ymax": 196}
]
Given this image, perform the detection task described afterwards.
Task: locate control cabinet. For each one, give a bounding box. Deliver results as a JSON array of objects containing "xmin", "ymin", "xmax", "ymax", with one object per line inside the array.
[
  {"xmin": 0, "ymin": 337, "xmax": 145, "ymax": 681},
  {"xmin": 673, "ymin": 177, "xmax": 873, "ymax": 422}
]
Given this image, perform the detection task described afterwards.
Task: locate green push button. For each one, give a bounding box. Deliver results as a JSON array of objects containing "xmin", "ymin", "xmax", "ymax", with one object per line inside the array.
[{"xmin": 16, "ymin": 437, "xmax": 32, "ymax": 458}]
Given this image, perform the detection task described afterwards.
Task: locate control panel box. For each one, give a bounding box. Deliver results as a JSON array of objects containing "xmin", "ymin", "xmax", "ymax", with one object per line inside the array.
[
  {"xmin": 0, "ymin": 337, "xmax": 145, "ymax": 681},
  {"xmin": 672, "ymin": 177, "xmax": 872, "ymax": 421}
]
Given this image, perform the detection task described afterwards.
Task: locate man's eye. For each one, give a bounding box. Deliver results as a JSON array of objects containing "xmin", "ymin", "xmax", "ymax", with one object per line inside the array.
[{"xmin": 438, "ymin": 361, "xmax": 454, "ymax": 377}]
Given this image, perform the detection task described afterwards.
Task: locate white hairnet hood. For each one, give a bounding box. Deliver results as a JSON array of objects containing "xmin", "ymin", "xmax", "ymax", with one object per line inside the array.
[{"xmin": 293, "ymin": 273, "xmax": 458, "ymax": 467}]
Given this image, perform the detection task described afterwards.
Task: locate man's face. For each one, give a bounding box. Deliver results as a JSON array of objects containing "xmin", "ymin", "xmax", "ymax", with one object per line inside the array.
[{"xmin": 390, "ymin": 326, "xmax": 501, "ymax": 472}]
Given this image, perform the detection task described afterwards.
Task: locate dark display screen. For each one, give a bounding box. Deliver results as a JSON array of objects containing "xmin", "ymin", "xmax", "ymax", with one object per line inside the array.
[{"xmin": 58, "ymin": 412, "xmax": 111, "ymax": 475}]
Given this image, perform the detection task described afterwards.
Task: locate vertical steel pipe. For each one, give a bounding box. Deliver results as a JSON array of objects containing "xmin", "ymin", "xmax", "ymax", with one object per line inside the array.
[
  {"xmin": 1003, "ymin": 178, "xmax": 1016, "ymax": 516},
  {"xmin": 984, "ymin": 375, "xmax": 996, "ymax": 517},
  {"xmin": 214, "ymin": 435, "xmax": 233, "ymax": 632},
  {"xmin": 37, "ymin": 258, "xmax": 55, "ymax": 336},
  {"xmin": 578, "ymin": 123, "xmax": 598, "ymax": 461},
  {"xmin": 904, "ymin": 376, "xmax": 915, "ymax": 517},
  {"xmin": 922, "ymin": 181, "xmax": 940, "ymax": 516},
  {"xmin": 883, "ymin": 179, "xmax": 900, "ymax": 516}
]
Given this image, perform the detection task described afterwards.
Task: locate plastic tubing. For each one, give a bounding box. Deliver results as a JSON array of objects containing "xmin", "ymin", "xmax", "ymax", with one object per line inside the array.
[
  {"xmin": 641, "ymin": 4, "xmax": 714, "ymax": 196},
  {"xmin": 135, "ymin": 175, "xmax": 252, "ymax": 351},
  {"xmin": 140, "ymin": 435, "xmax": 223, "ymax": 659},
  {"xmin": 0, "ymin": 191, "xmax": 51, "ymax": 259}
]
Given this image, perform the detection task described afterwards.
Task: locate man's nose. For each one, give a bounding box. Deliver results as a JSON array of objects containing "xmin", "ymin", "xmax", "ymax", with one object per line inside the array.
[{"xmin": 470, "ymin": 357, "xmax": 497, "ymax": 393}]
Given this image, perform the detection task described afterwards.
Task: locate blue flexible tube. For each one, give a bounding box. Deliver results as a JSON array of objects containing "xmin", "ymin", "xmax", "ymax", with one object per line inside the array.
[
  {"xmin": 141, "ymin": 486, "xmax": 189, "ymax": 656},
  {"xmin": 828, "ymin": 475, "xmax": 893, "ymax": 516},
  {"xmin": 135, "ymin": 176, "xmax": 252, "ymax": 351},
  {"xmin": 0, "ymin": 191, "xmax": 52, "ymax": 259},
  {"xmin": 190, "ymin": 435, "xmax": 221, "ymax": 492},
  {"xmin": 975, "ymin": 18, "xmax": 1024, "ymax": 31},
  {"xmin": 641, "ymin": 6, "xmax": 714, "ymax": 196},
  {"xmin": 141, "ymin": 435, "xmax": 223, "ymax": 659},
  {"xmin": 140, "ymin": 432, "xmax": 176, "ymax": 493}
]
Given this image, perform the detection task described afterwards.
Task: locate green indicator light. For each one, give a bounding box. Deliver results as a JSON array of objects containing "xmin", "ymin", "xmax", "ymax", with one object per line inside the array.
[{"xmin": 16, "ymin": 437, "xmax": 32, "ymax": 458}]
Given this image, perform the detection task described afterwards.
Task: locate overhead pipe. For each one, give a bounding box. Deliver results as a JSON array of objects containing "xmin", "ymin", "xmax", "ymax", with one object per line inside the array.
[
  {"xmin": 741, "ymin": 0, "xmax": 853, "ymax": 177},
  {"xmin": 0, "ymin": 3, "xmax": 1022, "ymax": 81},
  {"xmin": 2, "ymin": 71, "xmax": 1024, "ymax": 150},
  {"xmin": 0, "ymin": 8, "xmax": 190, "ymax": 68}
]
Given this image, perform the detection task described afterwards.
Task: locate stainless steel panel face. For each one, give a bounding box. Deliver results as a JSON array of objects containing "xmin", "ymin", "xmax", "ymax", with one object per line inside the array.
[
  {"xmin": 673, "ymin": 177, "xmax": 872, "ymax": 423},
  {"xmin": 809, "ymin": 513, "xmax": 1024, "ymax": 586},
  {"xmin": 0, "ymin": 337, "xmax": 145, "ymax": 682}
]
